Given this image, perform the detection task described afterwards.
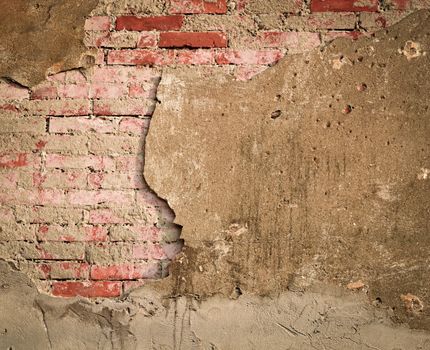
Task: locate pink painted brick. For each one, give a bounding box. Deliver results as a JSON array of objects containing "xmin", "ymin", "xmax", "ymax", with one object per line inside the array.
[
  {"xmin": 0, "ymin": 153, "xmax": 30, "ymax": 169},
  {"xmin": 311, "ymin": 0, "xmax": 378, "ymax": 12},
  {"xmin": 0, "ymin": 189, "xmax": 65, "ymax": 206},
  {"xmin": 323, "ymin": 31, "xmax": 363, "ymax": 42},
  {"xmin": 109, "ymin": 225, "xmax": 161, "ymax": 241},
  {"xmin": 52, "ymin": 281, "xmax": 122, "ymax": 298},
  {"xmin": 33, "ymin": 169, "xmax": 87, "ymax": 189},
  {"xmin": 116, "ymin": 15, "xmax": 184, "ymax": 31},
  {"xmin": 89, "ymin": 83, "xmax": 128, "ymax": 99},
  {"xmin": 31, "ymin": 85, "xmax": 58, "ymax": 100},
  {"xmin": 49, "ymin": 117, "xmax": 118, "ymax": 134},
  {"xmin": 0, "ymin": 171, "xmax": 18, "ymax": 188},
  {"xmin": 0, "ymin": 81, "xmax": 29, "ymax": 100},
  {"xmin": 137, "ymin": 32, "xmax": 158, "ymax": 48},
  {"xmin": 115, "ymin": 155, "xmax": 144, "ymax": 172},
  {"xmin": 0, "ymin": 207, "xmax": 14, "ymax": 222},
  {"xmin": 128, "ymin": 84, "xmax": 157, "ymax": 98},
  {"xmin": 37, "ymin": 224, "xmax": 108, "ymax": 242},
  {"xmin": 216, "ymin": 49, "xmax": 284, "ymax": 65},
  {"xmin": 93, "ymin": 98, "xmax": 155, "ymax": 116},
  {"xmin": 88, "ymin": 172, "xmax": 145, "ymax": 190},
  {"xmin": 85, "ymin": 16, "xmax": 111, "ymax": 30},
  {"xmin": 90, "ymin": 262, "xmax": 161, "ymax": 280},
  {"xmin": 67, "ymin": 190, "xmax": 134, "ymax": 206},
  {"xmin": 22, "ymin": 99, "xmax": 91, "ymax": 116},
  {"xmin": 89, "ymin": 209, "xmax": 125, "ymax": 224},
  {"xmin": 119, "ymin": 117, "xmax": 149, "ymax": 134},
  {"xmin": 58, "ymin": 84, "xmax": 89, "ymax": 99},
  {"xmin": 91, "ymin": 66, "xmax": 160, "ymax": 83},
  {"xmin": 234, "ymin": 65, "xmax": 268, "ymax": 81},
  {"xmin": 65, "ymin": 70, "xmax": 88, "ymax": 84},
  {"xmin": 36, "ymin": 262, "xmax": 90, "ymax": 280},
  {"xmin": 45, "ymin": 154, "xmax": 115, "ymax": 171},
  {"xmin": 176, "ymin": 49, "xmax": 215, "ymax": 65},
  {"xmin": 258, "ymin": 32, "xmax": 321, "ymax": 52},
  {"xmin": 107, "ymin": 49, "xmax": 175, "ymax": 66}
]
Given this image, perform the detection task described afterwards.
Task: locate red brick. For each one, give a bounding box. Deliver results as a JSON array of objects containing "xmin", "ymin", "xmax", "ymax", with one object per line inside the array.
[
  {"xmin": 169, "ymin": 0, "xmax": 227, "ymax": 14},
  {"xmin": 311, "ymin": 0, "xmax": 378, "ymax": 12},
  {"xmin": 216, "ymin": 50, "xmax": 283, "ymax": 65},
  {"xmin": 176, "ymin": 49, "xmax": 215, "ymax": 65},
  {"xmin": 52, "ymin": 281, "xmax": 122, "ymax": 298},
  {"xmin": 159, "ymin": 32, "xmax": 227, "ymax": 48},
  {"xmin": 36, "ymin": 262, "xmax": 90, "ymax": 279},
  {"xmin": 37, "ymin": 224, "xmax": 108, "ymax": 242},
  {"xmin": 116, "ymin": 15, "xmax": 184, "ymax": 31},
  {"xmin": 90, "ymin": 262, "xmax": 161, "ymax": 280},
  {"xmin": 128, "ymin": 84, "xmax": 158, "ymax": 98},
  {"xmin": 49, "ymin": 117, "xmax": 118, "ymax": 134},
  {"xmin": 107, "ymin": 49, "xmax": 175, "ymax": 66},
  {"xmin": 85, "ymin": 16, "xmax": 111, "ymax": 30}
]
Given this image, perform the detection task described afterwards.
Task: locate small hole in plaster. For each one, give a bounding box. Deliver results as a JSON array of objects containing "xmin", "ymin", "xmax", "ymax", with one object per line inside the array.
[{"xmin": 271, "ymin": 110, "xmax": 282, "ymax": 119}]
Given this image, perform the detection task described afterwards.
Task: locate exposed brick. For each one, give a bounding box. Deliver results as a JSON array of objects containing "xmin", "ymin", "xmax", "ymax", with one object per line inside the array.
[
  {"xmin": 88, "ymin": 134, "xmax": 143, "ymax": 155},
  {"xmin": 34, "ymin": 135, "xmax": 89, "ymax": 155},
  {"xmin": 0, "ymin": 207, "xmax": 15, "ymax": 222},
  {"xmin": 21, "ymin": 99, "xmax": 91, "ymax": 116},
  {"xmin": 118, "ymin": 118, "xmax": 149, "ymax": 135},
  {"xmin": 85, "ymin": 16, "xmax": 111, "ymax": 30},
  {"xmin": 234, "ymin": 65, "xmax": 268, "ymax": 81},
  {"xmin": 46, "ymin": 154, "xmax": 115, "ymax": 171},
  {"xmin": 57, "ymin": 84, "xmax": 89, "ymax": 99},
  {"xmin": 257, "ymin": 32, "xmax": 321, "ymax": 52},
  {"xmin": 0, "ymin": 188, "xmax": 65, "ymax": 206},
  {"xmin": 0, "ymin": 116, "xmax": 46, "ymax": 134},
  {"xmin": 89, "ymin": 83, "xmax": 128, "ymax": 99},
  {"xmin": 0, "ymin": 81, "xmax": 29, "ymax": 100},
  {"xmin": 52, "ymin": 281, "xmax": 122, "ymax": 297},
  {"xmin": 88, "ymin": 172, "xmax": 145, "ymax": 190},
  {"xmin": 37, "ymin": 224, "xmax": 108, "ymax": 242},
  {"xmin": 0, "ymin": 153, "xmax": 30, "ymax": 169},
  {"xmin": 216, "ymin": 49, "xmax": 283, "ymax": 65},
  {"xmin": 32, "ymin": 169, "xmax": 87, "ymax": 189},
  {"xmin": 107, "ymin": 49, "xmax": 175, "ymax": 66},
  {"xmin": 0, "ymin": 223, "xmax": 35, "ymax": 241},
  {"xmin": 115, "ymin": 155, "xmax": 144, "ymax": 172},
  {"xmin": 311, "ymin": 0, "xmax": 378, "ymax": 12},
  {"xmin": 90, "ymin": 262, "xmax": 161, "ymax": 280},
  {"xmin": 0, "ymin": 171, "xmax": 18, "ymax": 188},
  {"xmin": 116, "ymin": 15, "xmax": 184, "ymax": 31},
  {"xmin": 169, "ymin": 0, "xmax": 227, "ymax": 14},
  {"xmin": 90, "ymin": 66, "xmax": 160, "ymax": 83},
  {"xmin": 67, "ymin": 190, "xmax": 134, "ymax": 206},
  {"xmin": 35, "ymin": 262, "xmax": 90, "ymax": 280},
  {"xmin": 20, "ymin": 242, "xmax": 85, "ymax": 260},
  {"xmin": 176, "ymin": 49, "xmax": 215, "ymax": 65},
  {"xmin": 359, "ymin": 12, "xmax": 409, "ymax": 30},
  {"xmin": 109, "ymin": 225, "xmax": 161, "ymax": 241},
  {"xmin": 94, "ymin": 98, "xmax": 156, "ymax": 116},
  {"xmin": 15, "ymin": 206, "xmax": 83, "ymax": 224},
  {"xmin": 322, "ymin": 31, "xmax": 364, "ymax": 42},
  {"xmin": 159, "ymin": 32, "xmax": 227, "ymax": 48},
  {"xmin": 49, "ymin": 117, "xmax": 118, "ymax": 134},
  {"xmin": 89, "ymin": 208, "xmax": 153, "ymax": 225},
  {"xmin": 137, "ymin": 33, "xmax": 158, "ymax": 48},
  {"xmin": 85, "ymin": 31, "xmax": 139, "ymax": 48},
  {"xmin": 31, "ymin": 85, "xmax": 58, "ymax": 100}
]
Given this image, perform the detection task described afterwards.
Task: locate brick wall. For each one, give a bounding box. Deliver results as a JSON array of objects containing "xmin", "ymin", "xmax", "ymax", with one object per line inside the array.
[{"xmin": 0, "ymin": 0, "xmax": 428, "ymax": 298}]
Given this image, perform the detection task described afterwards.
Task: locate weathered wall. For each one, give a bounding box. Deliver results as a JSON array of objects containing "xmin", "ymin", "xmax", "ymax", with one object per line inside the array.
[{"xmin": 0, "ymin": 0, "xmax": 429, "ymax": 349}]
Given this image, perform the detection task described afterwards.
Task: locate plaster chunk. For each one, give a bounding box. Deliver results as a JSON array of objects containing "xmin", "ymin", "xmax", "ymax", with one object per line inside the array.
[{"xmin": 145, "ymin": 10, "xmax": 430, "ymax": 330}]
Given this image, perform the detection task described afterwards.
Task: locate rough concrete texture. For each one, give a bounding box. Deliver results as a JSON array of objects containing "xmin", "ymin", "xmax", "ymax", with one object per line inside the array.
[
  {"xmin": 2, "ymin": 261, "xmax": 430, "ymax": 350},
  {"xmin": 145, "ymin": 10, "xmax": 430, "ymax": 331},
  {"xmin": 0, "ymin": 0, "xmax": 99, "ymax": 86}
]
